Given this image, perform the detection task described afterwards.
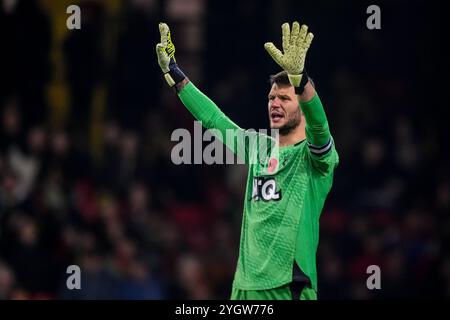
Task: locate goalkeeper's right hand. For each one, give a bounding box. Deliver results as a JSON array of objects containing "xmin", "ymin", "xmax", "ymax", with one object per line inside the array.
[{"xmin": 156, "ymin": 22, "xmax": 186, "ymax": 87}]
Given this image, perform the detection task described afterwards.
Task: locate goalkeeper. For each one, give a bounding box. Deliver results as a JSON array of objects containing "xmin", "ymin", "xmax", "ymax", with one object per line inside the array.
[{"xmin": 156, "ymin": 21, "xmax": 338, "ymax": 300}]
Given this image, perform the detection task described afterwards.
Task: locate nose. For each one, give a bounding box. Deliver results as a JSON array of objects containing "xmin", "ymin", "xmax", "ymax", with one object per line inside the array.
[{"xmin": 271, "ymin": 97, "xmax": 282, "ymax": 108}]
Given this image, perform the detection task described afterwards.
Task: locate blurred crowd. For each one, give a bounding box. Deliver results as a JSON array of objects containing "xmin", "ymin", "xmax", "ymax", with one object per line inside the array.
[{"xmin": 0, "ymin": 0, "xmax": 449, "ymax": 299}]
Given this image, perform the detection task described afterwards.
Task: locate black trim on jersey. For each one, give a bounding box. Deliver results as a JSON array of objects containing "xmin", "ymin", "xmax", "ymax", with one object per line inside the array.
[
  {"xmin": 290, "ymin": 281, "xmax": 306, "ymax": 300},
  {"xmin": 307, "ymin": 138, "xmax": 333, "ymax": 156},
  {"xmin": 290, "ymin": 262, "xmax": 311, "ymax": 300},
  {"xmin": 293, "ymin": 139, "xmax": 306, "ymax": 147},
  {"xmin": 292, "ymin": 261, "xmax": 311, "ymax": 284}
]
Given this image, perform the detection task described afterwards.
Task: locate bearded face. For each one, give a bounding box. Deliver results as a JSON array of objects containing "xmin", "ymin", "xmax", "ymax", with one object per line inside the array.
[{"xmin": 268, "ymin": 83, "xmax": 302, "ymax": 136}]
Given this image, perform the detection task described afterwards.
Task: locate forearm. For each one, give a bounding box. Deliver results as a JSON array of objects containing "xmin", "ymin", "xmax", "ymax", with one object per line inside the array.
[
  {"xmin": 297, "ymin": 80, "xmax": 316, "ymax": 102},
  {"xmin": 177, "ymin": 81, "xmax": 241, "ymax": 133},
  {"xmin": 156, "ymin": 23, "xmax": 242, "ymax": 143},
  {"xmin": 175, "ymin": 78, "xmax": 189, "ymax": 92},
  {"xmin": 298, "ymin": 83, "xmax": 331, "ymax": 148}
]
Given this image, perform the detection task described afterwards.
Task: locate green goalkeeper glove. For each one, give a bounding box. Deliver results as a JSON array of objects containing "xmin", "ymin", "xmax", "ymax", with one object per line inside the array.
[
  {"xmin": 264, "ymin": 21, "xmax": 314, "ymax": 94},
  {"xmin": 156, "ymin": 22, "xmax": 186, "ymax": 87}
]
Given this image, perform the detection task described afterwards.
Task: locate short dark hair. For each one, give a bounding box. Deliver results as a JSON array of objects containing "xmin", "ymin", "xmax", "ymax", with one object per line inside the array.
[
  {"xmin": 269, "ymin": 70, "xmax": 315, "ymax": 88},
  {"xmin": 269, "ymin": 70, "xmax": 291, "ymax": 87}
]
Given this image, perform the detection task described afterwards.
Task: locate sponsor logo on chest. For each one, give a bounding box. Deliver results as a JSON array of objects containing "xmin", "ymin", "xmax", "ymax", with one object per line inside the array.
[{"xmin": 251, "ymin": 177, "xmax": 282, "ymax": 201}]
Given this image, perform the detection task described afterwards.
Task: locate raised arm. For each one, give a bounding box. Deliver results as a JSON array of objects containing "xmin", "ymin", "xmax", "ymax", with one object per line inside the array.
[
  {"xmin": 156, "ymin": 23, "xmax": 253, "ymax": 161},
  {"xmin": 264, "ymin": 21, "xmax": 338, "ymax": 174},
  {"xmin": 298, "ymin": 82, "xmax": 334, "ymax": 160}
]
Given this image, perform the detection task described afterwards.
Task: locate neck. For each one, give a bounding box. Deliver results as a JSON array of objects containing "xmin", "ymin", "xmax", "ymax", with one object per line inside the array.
[{"xmin": 278, "ymin": 116, "xmax": 306, "ymax": 147}]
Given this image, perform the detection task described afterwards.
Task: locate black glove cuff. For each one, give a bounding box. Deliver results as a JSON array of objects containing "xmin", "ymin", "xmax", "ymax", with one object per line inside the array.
[
  {"xmin": 294, "ymin": 70, "xmax": 309, "ymax": 95},
  {"xmin": 168, "ymin": 59, "xmax": 187, "ymax": 85}
]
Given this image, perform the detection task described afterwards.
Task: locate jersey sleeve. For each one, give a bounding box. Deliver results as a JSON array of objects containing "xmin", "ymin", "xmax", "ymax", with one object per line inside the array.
[
  {"xmin": 300, "ymin": 93, "xmax": 339, "ymax": 175},
  {"xmin": 178, "ymin": 81, "xmax": 257, "ymax": 163}
]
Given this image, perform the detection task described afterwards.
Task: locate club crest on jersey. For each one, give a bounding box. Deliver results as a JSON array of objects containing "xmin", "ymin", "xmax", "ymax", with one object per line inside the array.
[{"xmin": 251, "ymin": 177, "xmax": 282, "ymax": 201}]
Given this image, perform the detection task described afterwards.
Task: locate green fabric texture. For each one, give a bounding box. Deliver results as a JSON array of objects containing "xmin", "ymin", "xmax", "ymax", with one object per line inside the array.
[
  {"xmin": 300, "ymin": 93, "xmax": 330, "ymax": 147},
  {"xmin": 230, "ymin": 284, "xmax": 317, "ymax": 300},
  {"xmin": 178, "ymin": 82, "xmax": 276, "ymax": 165}
]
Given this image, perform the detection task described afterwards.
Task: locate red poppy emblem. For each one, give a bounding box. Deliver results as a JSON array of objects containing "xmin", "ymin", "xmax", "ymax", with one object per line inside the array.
[{"xmin": 267, "ymin": 157, "xmax": 278, "ymax": 173}]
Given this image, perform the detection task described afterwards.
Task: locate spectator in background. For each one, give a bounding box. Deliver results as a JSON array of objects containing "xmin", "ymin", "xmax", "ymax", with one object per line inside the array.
[
  {"xmin": 0, "ymin": 0, "xmax": 51, "ymax": 127},
  {"xmin": 109, "ymin": 0, "xmax": 160, "ymax": 130},
  {"xmin": 63, "ymin": 1, "xmax": 104, "ymax": 136},
  {"xmin": 0, "ymin": 260, "xmax": 16, "ymax": 299},
  {"xmin": 7, "ymin": 125, "xmax": 46, "ymax": 204},
  {"xmin": 2, "ymin": 213, "xmax": 57, "ymax": 297},
  {"xmin": 1, "ymin": 98, "xmax": 23, "ymax": 153}
]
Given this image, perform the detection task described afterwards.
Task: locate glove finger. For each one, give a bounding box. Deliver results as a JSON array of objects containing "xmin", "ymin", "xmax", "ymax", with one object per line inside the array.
[
  {"xmin": 156, "ymin": 43, "xmax": 170, "ymax": 72},
  {"xmin": 166, "ymin": 29, "xmax": 176, "ymax": 59},
  {"xmin": 159, "ymin": 22, "xmax": 169, "ymax": 46},
  {"xmin": 291, "ymin": 21, "xmax": 300, "ymax": 45},
  {"xmin": 297, "ymin": 24, "xmax": 308, "ymax": 46},
  {"xmin": 282, "ymin": 22, "xmax": 290, "ymax": 52},
  {"xmin": 156, "ymin": 43, "xmax": 165, "ymax": 55},
  {"xmin": 156, "ymin": 43, "xmax": 166, "ymax": 61},
  {"xmin": 303, "ymin": 32, "xmax": 314, "ymax": 50},
  {"xmin": 264, "ymin": 42, "xmax": 284, "ymax": 67}
]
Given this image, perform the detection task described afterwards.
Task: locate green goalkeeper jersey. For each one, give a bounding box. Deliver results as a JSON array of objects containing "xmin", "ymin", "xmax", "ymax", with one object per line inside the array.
[{"xmin": 178, "ymin": 82, "xmax": 338, "ymax": 292}]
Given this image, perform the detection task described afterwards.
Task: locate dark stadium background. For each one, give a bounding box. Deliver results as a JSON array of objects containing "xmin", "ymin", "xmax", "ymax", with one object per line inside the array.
[{"xmin": 0, "ymin": 0, "xmax": 448, "ymax": 299}]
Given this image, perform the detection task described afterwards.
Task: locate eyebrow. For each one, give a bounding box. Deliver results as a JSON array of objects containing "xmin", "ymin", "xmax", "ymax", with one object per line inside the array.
[{"xmin": 268, "ymin": 93, "xmax": 291, "ymax": 100}]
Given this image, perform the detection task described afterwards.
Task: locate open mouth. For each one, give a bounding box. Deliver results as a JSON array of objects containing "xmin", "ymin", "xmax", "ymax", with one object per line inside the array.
[{"xmin": 270, "ymin": 111, "xmax": 284, "ymax": 122}]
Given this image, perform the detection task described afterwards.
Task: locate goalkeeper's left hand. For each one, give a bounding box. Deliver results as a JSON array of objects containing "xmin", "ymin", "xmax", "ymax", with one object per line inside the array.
[
  {"xmin": 264, "ymin": 21, "xmax": 314, "ymax": 94},
  {"xmin": 156, "ymin": 22, "xmax": 186, "ymax": 87}
]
